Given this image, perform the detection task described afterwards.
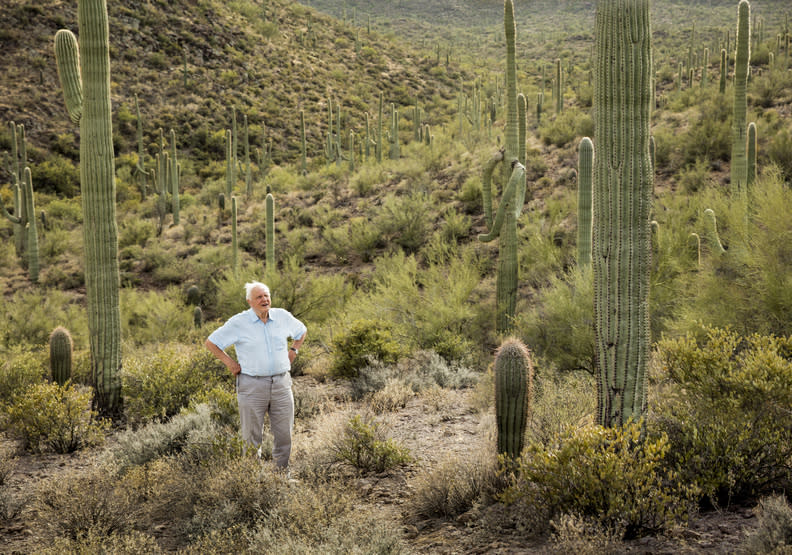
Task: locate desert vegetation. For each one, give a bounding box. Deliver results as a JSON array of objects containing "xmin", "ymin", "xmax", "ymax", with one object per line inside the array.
[{"xmin": 2, "ymin": 0, "xmax": 792, "ymax": 552}]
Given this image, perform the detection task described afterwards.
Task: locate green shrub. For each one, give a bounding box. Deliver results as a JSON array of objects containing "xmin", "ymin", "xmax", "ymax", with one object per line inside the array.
[
  {"xmin": 502, "ymin": 421, "xmax": 696, "ymax": 538},
  {"xmin": 121, "ymin": 286, "xmax": 195, "ymax": 345},
  {"xmin": 4, "ymin": 382, "xmax": 108, "ymax": 453},
  {"xmin": 651, "ymin": 328, "xmax": 792, "ymax": 505},
  {"xmin": 538, "ymin": 108, "xmax": 593, "ymax": 148},
  {"xmin": 0, "ymin": 289, "xmax": 88, "ymax": 350},
  {"xmin": 31, "ymin": 155, "xmax": 79, "ymax": 196},
  {"xmin": 374, "ymin": 192, "xmax": 431, "ymax": 253},
  {"xmin": 330, "ymin": 413, "xmax": 412, "ymax": 473},
  {"xmin": 0, "ymin": 347, "xmax": 48, "ymax": 405},
  {"xmin": 122, "ymin": 343, "xmax": 228, "ymax": 424},
  {"xmin": 515, "ymin": 265, "xmax": 595, "ymax": 374},
  {"xmin": 330, "ymin": 319, "xmax": 405, "ymax": 379}
]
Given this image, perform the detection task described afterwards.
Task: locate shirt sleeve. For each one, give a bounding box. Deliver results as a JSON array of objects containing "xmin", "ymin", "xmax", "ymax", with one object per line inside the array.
[
  {"xmin": 288, "ymin": 311, "xmax": 307, "ymax": 340},
  {"xmin": 207, "ymin": 314, "xmax": 240, "ymax": 350}
]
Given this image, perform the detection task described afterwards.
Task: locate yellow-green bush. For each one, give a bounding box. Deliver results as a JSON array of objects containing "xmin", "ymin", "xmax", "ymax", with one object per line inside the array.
[
  {"xmin": 652, "ymin": 328, "xmax": 792, "ymax": 505},
  {"xmin": 122, "ymin": 343, "xmax": 228, "ymax": 424},
  {"xmin": 4, "ymin": 382, "xmax": 108, "ymax": 454},
  {"xmin": 330, "ymin": 413, "xmax": 412, "ymax": 473},
  {"xmin": 501, "ymin": 421, "xmax": 696, "ymax": 538},
  {"xmin": 330, "ymin": 319, "xmax": 405, "ymax": 379}
]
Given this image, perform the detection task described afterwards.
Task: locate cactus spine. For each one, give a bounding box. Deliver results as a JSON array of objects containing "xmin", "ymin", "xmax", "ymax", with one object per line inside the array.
[
  {"xmin": 494, "ymin": 337, "xmax": 533, "ymax": 459},
  {"xmin": 593, "ymin": 0, "xmax": 653, "ymax": 428},
  {"xmin": 731, "ymin": 0, "xmax": 751, "ymax": 194},
  {"xmin": 266, "ymin": 192, "xmax": 275, "ymax": 271},
  {"xmin": 577, "ymin": 137, "xmax": 594, "ymax": 267},
  {"xmin": 49, "ymin": 326, "xmax": 73, "ymax": 386},
  {"xmin": 54, "ymin": 0, "xmax": 122, "ymax": 416},
  {"xmin": 478, "ymin": 0, "xmax": 527, "ymax": 334}
]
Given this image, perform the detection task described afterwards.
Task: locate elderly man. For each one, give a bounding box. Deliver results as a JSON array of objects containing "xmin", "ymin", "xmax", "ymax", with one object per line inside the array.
[{"xmin": 205, "ymin": 281, "xmax": 307, "ymax": 469}]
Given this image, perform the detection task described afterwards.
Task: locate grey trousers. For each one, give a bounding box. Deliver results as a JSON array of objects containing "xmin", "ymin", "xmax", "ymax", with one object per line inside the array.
[{"xmin": 236, "ymin": 372, "xmax": 294, "ymax": 468}]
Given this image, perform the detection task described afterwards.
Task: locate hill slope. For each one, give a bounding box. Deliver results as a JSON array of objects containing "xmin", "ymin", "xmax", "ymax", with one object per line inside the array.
[{"xmin": 1, "ymin": 0, "xmax": 466, "ymax": 174}]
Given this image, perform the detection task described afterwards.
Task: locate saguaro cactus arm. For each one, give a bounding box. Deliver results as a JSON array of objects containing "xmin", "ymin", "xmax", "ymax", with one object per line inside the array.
[{"xmin": 54, "ymin": 29, "xmax": 83, "ymax": 124}]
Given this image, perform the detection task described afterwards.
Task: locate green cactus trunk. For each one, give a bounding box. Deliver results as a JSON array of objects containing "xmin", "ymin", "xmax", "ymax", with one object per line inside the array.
[
  {"xmin": 49, "ymin": 326, "xmax": 73, "ymax": 386},
  {"xmin": 266, "ymin": 192, "xmax": 275, "ymax": 272},
  {"xmin": 477, "ymin": 0, "xmax": 527, "ymax": 334},
  {"xmin": 494, "ymin": 337, "xmax": 533, "ymax": 459},
  {"xmin": 593, "ymin": 0, "xmax": 653, "ymax": 428},
  {"xmin": 21, "ymin": 168, "xmax": 39, "ymax": 283},
  {"xmin": 231, "ymin": 196, "xmax": 239, "ymax": 275},
  {"xmin": 747, "ymin": 121, "xmax": 757, "ymax": 186},
  {"xmin": 731, "ymin": 0, "xmax": 751, "ymax": 194},
  {"xmin": 55, "ymin": 0, "xmax": 122, "ymax": 417},
  {"xmin": 170, "ymin": 129, "xmax": 180, "ymax": 225},
  {"xmin": 719, "ymin": 48, "xmax": 727, "ymax": 94},
  {"xmin": 577, "ymin": 137, "xmax": 594, "ymax": 267}
]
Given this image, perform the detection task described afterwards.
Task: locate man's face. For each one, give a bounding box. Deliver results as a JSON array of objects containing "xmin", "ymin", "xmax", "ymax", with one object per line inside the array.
[{"xmin": 247, "ymin": 287, "xmax": 271, "ymax": 313}]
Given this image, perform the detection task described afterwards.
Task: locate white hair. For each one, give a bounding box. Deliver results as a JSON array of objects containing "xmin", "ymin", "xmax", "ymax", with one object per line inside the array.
[{"xmin": 244, "ymin": 281, "xmax": 270, "ymax": 301}]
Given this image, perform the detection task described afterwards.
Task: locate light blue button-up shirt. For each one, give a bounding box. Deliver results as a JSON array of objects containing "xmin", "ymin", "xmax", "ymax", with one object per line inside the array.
[{"xmin": 208, "ymin": 307, "xmax": 307, "ymax": 377}]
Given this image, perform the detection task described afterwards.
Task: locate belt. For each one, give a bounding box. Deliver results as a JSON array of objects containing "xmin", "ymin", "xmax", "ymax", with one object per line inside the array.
[{"xmin": 239, "ymin": 371, "xmax": 288, "ymax": 379}]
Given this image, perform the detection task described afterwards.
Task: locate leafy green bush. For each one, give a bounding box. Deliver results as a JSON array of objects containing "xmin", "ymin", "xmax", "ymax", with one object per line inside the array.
[
  {"xmin": 4, "ymin": 382, "xmax": 108, "ymax": 453},
  {"xmin": 121, "ymin": 286, "xmax": 195, "ymax": 345},
  {"xmin": 0, "ymin": 346, "xmax": 48, "ymax": 405},
  {"xmin": 330, "ymin": 413, "xmax": 412, "ymax": 473},
  {"xmin": 502, "ymin": 421, "xmax": 696, "ymax": 538},
  {"xmin": 31, "ymin": 155, "xmax": 79, "ymax": 196},
  {"xmin": 122, "ymin": 343, "xmax": 228, "ymax": 424},
  {"xmin": 0, "ymin": 289, "xmax": 88, "ymax": 349},
  {"xmin": 538, "ymin": 108, "xmax": 593, "ymax": 148},
  {"xmin": 374, "ymin": 192, "xmax": 431, "ymax": 253},
  {"xmin": 515, "ymin": 265, "xmax": 595, "ymax": 373},
  {"xmin": 330, "ymin": 319, "xmax": 405, "ymax": 379},
  {"xmin": 651, "ymin": 328, "xmax": 792, "ymax": 505}
]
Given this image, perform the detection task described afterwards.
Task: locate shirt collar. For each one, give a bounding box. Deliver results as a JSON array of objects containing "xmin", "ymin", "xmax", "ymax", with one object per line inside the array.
[{"xmin": 247, "ymin": 307, "xmax": 276, "ymax": 322}]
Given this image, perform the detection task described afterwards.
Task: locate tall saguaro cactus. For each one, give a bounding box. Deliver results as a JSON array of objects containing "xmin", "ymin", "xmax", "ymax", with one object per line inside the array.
[
  {"xmin": 54, "ymin": 0, "xmax": 122, "ymax": 417},
  {"xmin": 478, "ymin": 0, "xmax": 527, "ymax": 333},
  {"xmin": 593, "ymin": 0, "xmax": 653, "ymax": 428},
  {"xmin": 731, "ymin": 0, "xmax": 751, "ymax": 194}
]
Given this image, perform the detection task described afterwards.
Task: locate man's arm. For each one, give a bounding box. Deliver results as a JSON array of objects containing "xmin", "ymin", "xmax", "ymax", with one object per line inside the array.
[
  {"xmin": 288, "ymin": 331, "xmax": 307, "ymax": 364},
  {"xmin": 205, "ymin": 338, "xmax": 242, "ymax": 376}
]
